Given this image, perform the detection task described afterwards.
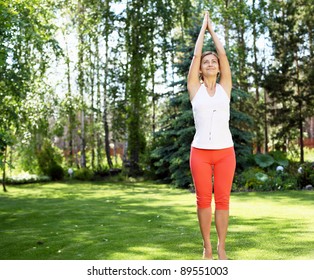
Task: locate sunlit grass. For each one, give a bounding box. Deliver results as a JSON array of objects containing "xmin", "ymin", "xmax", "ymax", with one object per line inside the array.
[
  {"xmin": 0, "ymin": 180, "xmax": 313, "ymax": 260},
  {"xmin": 304, "ymin": 147, "xmax": 314, "ymax": 162}
]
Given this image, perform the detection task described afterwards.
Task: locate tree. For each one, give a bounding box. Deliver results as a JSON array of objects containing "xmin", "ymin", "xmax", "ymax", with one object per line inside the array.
[
  {"xmin": 151, "ymin": 14, "xmax": 253, "ymax": 188},
  {"xmin": 123, "ymin": 0, "xmax": 191, "ymax": 175},
  {"xmin": 264, "ymin": 0, "xmax": 314, "ymax": 161},
  {"xmin": 102, "ymin": 0, "xmax": 115, "ymax": 169},
  {"xmin": 0, "ymin": 131, "xmax": 14, "ymax": 192},
  {"xmin": 0, "ymin": 0, "xmax": 60, "ymax": 191},
  {"xmin": 249, "ymin": 0, "xmax": 267, "ymax": 153}
]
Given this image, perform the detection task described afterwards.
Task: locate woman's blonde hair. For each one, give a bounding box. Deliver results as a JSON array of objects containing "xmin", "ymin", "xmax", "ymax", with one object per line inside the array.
[{"xmin": 201, "ymin": 51, "xmax": 219, "ymax": 62}]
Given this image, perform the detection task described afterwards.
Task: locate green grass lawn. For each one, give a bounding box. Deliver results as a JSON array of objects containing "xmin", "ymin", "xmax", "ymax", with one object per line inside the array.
[{"xmin": 0, "ymin": 180, "xmax": 313, "ymax": 260}]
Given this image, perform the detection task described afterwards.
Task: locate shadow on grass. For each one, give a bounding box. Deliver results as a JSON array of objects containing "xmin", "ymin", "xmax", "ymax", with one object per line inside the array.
[
  {"xmin": 0, "ymin": 181, "xmax": 199, "ymax": 260},
  {"xmin": 228, "ymin": 216, "xmax": 314, "ymax": 260},
  {"xmin": 0, "ymin": 182, "xmax": 313, "ymax": 260},
  {"xmin": 232, "ymin": 190, "xmax": 314, "ymax": 205}
]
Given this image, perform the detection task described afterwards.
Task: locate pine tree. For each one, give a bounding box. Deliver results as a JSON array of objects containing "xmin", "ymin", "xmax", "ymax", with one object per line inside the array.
[{"xmin": 151, "ymin": 16, "xmax": 253, "ymax": 188}]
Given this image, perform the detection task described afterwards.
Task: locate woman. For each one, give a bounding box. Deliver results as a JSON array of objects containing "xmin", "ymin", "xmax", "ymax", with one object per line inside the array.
[{"xmin": 187, "ymin": 12, "xmax": 236, "ymax": 260}]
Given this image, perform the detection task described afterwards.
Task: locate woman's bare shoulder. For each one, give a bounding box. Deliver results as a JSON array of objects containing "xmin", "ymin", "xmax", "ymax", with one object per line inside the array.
[{"xmin": 188, "ymin": 83, "xmax": 203, "ymax": 102}]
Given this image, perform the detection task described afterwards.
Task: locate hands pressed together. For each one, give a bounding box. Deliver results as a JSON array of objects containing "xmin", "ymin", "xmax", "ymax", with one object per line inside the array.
[{"xmin": 202, "ymin": 11, "xmax": 214, "ymax": 32}]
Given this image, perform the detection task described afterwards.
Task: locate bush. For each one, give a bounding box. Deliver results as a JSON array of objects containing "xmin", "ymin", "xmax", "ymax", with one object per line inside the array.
[
  {"xmin": 269, "ymin": 150, "xmax": 289, "ymax": 167},
  {"xmin": 233, "ymin": 165, "xmax": 299, "ymax": 192},
  {"xmin": 74, "ymin": 168, "xmax": 94, "ymax": 181},
  {"xmin": 93, "ymin": 167, "xmax": 110, "ymax": 178},
  {"xmin": 264, "ymin": 169, "xmax": 298, "ymax": 191},
  {"xmin": 253, "ymin": 151, "xmax": 289, "ymax": 170},
  {"xmin": 232, "ymin": 150, "xmax": 302, "ymax": 191},
  {"xmin": 36, "ymin": 139, "xmax": 63, "ymax": 177},
  {"xmin": 48, "ymin": 164, "xmax": 64, "ymax": 181},
  {"xmin": 254, "ymin": 154, "xmax": 275, "ymax": 168},
  {"xmin": 6, "ymin": 173, "xmax": 50, "ymax": 185},
  {"xmin": 234, "ymin": 167, "xmax": 266, "ymax": 191},
  {"xmin": 296, "ymin": 162, "xmax": 314, "ymax": 189}
]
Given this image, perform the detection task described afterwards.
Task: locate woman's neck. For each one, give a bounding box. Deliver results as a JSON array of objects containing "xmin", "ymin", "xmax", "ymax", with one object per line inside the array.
[{"xmin": 203, "ymin": 77, "xmax": 216, "ymax": 90}]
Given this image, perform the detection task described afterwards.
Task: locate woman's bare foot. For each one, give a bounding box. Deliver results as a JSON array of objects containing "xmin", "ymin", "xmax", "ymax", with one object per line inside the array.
[
  {"xmin": 217, "ymin": 245, "xmax": 228, "ymax": 260},
  {"xmin": 203, "ymin": 246, "xmax": 213, "ymax": 260}
]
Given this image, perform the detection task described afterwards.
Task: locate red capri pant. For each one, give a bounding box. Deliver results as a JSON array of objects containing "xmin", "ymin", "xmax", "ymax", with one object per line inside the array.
[{"xmin": 190, "ymin": 146, "xmax": 236, "ymax": 210}]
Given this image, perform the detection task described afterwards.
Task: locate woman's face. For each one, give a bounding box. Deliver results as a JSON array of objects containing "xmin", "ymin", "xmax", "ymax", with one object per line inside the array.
[{"xmin": 200, "ymin": 54, "xmax": 220, "ymax": 78}]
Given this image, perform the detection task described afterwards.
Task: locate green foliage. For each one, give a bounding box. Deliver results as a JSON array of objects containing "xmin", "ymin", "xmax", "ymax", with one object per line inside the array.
[
  {"xmin": 123, "ymin": 0, "xmax": 192, "ymax": 175},
  {"xmin": 47, "ymin": 164, "xmax": 64, "ymax": 181},
  {"xmin": 253, "ymin": 151, "xmax": 289, "ymax": 170},
  {"xmin": 234, "ymin": 167, "xmax": 299, "ymax": 192},
  {"xmin": 93, "ymin": 166, "xmax": 110, "ymax": 178},
  {"xmin": 0, "ymin": 131, "xmax": 14, "ymax": 169},
  {"xmin": 296, "ymin": 162, "xmax": 314, "ymax": 189},
  {"xmin": 74, "ymin": 168, "xmax": 94, "ymax": 181},
  {"xmin": 150, "ymin": 92, "xmax": 194, "ymax": 188},
  {"xmin": 1, "ymin": 0, "xmax": 313, "ymax": 187},
  {"xmin": 36, "ymin": 139, "xmax": 64, "ymax": 180},
  {"xmin": 234, "ymin": 167, "xmax": 267, "ymax": 191},
  {"xmin": 0, "ymin": 0, "xmax": 61, "ymax": 186},
  {"xmin": 254, "ymin": 153, "xmax": 275, "ymax": 168},
  {"xmin": 232, "ymin": 150, "xmax": 307, "ymax": 191},
  {"xmin": 269, "ymin": 150, "xmax": 289, "ymax": 167},
  {"xmin": 229, "ymin": 88, "xmax": 254, "ymax": 170},
  {"xmin": 150, "ymin": 13, "xmax": 254, "ymax": 188},
  {"xmin": 5, "ymin": 174, "xmax": 50, "ymax": 185},
  {"xmin": 264, "ymin": 0, "xmax": 314, "ymax": 157},
  {"xmin": 151, "ymin": 87, "xmax": 254, "ymax": 188}
]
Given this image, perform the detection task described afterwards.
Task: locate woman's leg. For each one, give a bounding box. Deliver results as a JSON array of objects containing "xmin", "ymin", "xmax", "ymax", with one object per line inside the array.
[
  {"xmin": 197, "ymin": 207, "xmax": 212, "ymax": 259},
  {"xmin": 190, "ymin": 147, "xmax": 213, "ymax": 259},
  {"xmin": 213, "ymin": 147, "xmax": 236, "ymax": 260},
  {"xmin": 215, "ymin": 210, "xmax": 229, "ymax": 260}
]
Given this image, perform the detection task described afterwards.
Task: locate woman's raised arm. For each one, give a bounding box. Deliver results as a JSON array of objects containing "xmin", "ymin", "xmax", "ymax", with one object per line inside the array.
[
  {"xmin": 207, "ymin": 15, "xmax": 232, "ymax": 98},
  {"xmin": 187, "ymin": 12, "xmax": 209, "ymax": 100}
]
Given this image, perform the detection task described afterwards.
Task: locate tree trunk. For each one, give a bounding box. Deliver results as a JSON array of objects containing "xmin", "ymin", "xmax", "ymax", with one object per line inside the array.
[
  {"xmin": 150, "ymin": 40, "xmax": 156, "ymax": 137},
  {"xmin": 264, "ymin": 89, "xmax": 269, "ymax": 153},
  {"xmin": 78, "ymin": 0, "xmax": 86, "ymax": 168},
  {"xmin": 95, "ymin": 33, "xmax": 102, "ymax": 170},
  {"xmin": 103, "ymin": 69, "xmax": 113, "ymax": 169},
  {"xmin": 103, "ymin": 0, "xmax": 113, "ymax": 169},
  {"xmin": 252, "ymin": 0, "xmax": 262, "ymax": 153},
  {"xmin": 89, "ymin": 37, "xmax": 95, "ymax": 170},
  {"xmin": 80, "ymin": 111, "xmax": 86, "ymax": 168},
  {"xmin": 2, "ymin": 146, "xmax": 7, "ymax": 192},
  {"xmin": 125, "ymin": 0, "xmax": 146, "ymax": 175},
  {"xmin": 64, "ymin": 33, "xmax": 74, "ymax": 167},
  {"xmin": 223, "ymin": 0, "xmax": 231, "ymax": 49},
  {"xmin": 295, "ymin": 53, "xmax": 304, "ymax": 163}
]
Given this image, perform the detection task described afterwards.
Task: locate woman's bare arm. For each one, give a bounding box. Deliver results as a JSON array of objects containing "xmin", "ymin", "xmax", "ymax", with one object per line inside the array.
[
  {"xmin": 207, "ymin": 15, "xmax": 232, "ymax": 98},
  {"xmin": 187, "ymin": 12, "xmax": 208, "ymax": 100}
]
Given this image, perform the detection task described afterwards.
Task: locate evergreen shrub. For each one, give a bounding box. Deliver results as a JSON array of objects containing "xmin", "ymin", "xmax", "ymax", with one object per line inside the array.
[
  {"xmin": 36, "ymin": 139, "xmax": 63, "ymax": 180},
  {"xmin": 48, "ymin": 164, "xmax": 64, "ymax": 181}
]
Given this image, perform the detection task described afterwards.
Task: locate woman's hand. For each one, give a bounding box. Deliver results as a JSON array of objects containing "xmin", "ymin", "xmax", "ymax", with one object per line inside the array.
[
  {"xmin": 207, "ymin": 13, "xmax": 214, "ymax": 32},
  {"xmin": 204, "ymin": 12, "xmax": 232, "ymax": 97},
  {"xmin": 201, "ymin": 11, "xmax": 209, "ymax": 30}
]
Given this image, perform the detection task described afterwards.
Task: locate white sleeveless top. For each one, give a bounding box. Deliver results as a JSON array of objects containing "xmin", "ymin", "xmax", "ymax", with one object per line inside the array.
[{"xmin": 191, "ymin": 83, "xmax": 233, "ymax": 149}]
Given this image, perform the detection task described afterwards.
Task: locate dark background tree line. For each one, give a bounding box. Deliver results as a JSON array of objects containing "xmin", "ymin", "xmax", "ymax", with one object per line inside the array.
[{"xmin": 1, "ymin": 0, "xmax": 313, "ymax": 191}]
